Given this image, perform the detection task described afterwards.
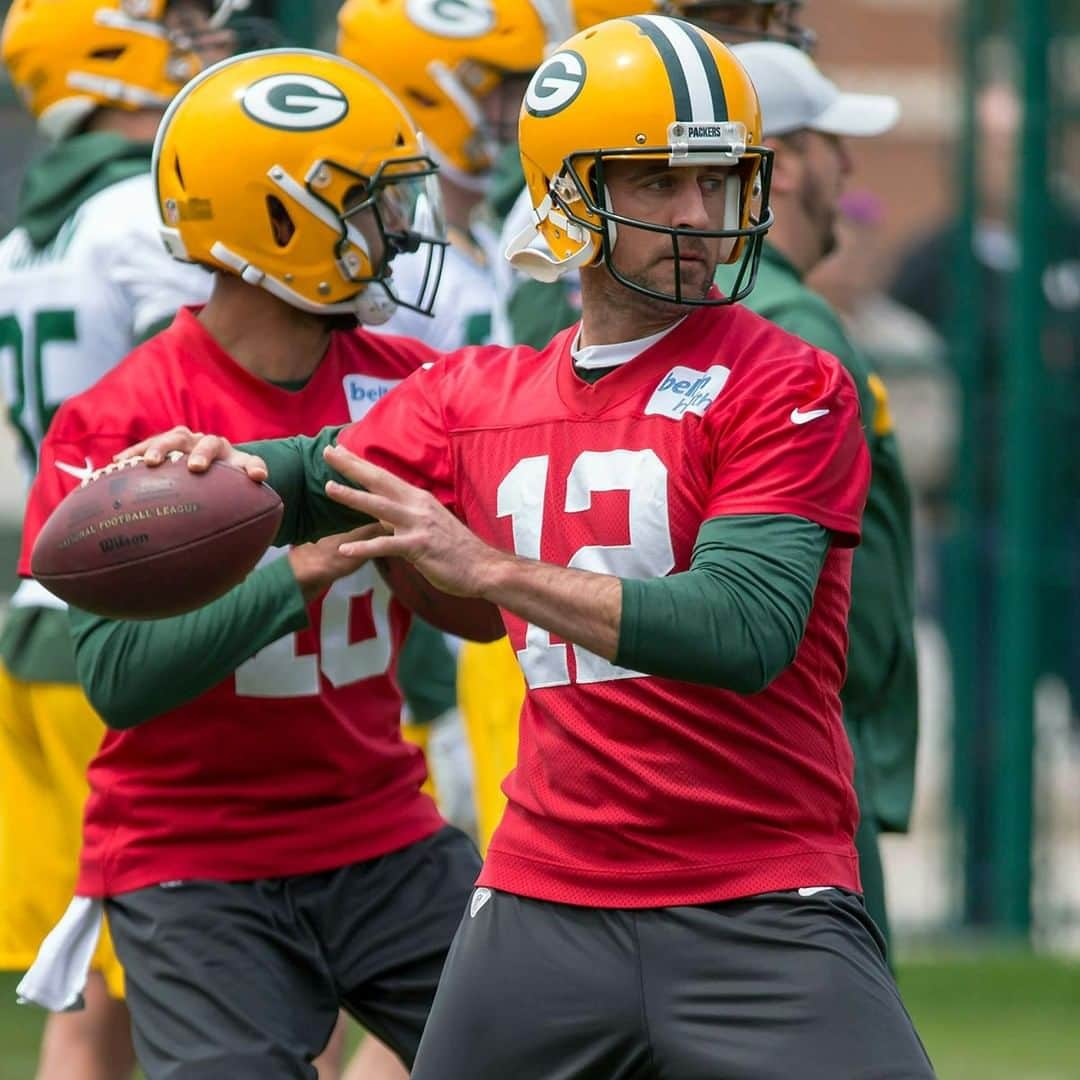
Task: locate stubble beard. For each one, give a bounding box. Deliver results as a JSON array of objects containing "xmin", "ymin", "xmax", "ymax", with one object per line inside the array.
[
  {"xmin": 799, "ymin": 170, "xmax": 839, "ymax": 266},
  {"xmin": 619, "ymin": 247, "xmax": 717, "ymax": 309}
]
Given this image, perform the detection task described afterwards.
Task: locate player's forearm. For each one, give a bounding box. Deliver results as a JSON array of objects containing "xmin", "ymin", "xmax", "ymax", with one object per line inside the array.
[
  {"xmin": 477, "ymin": 516, "xmax": 827, "ymax": 687},
  {"xmin": 69, "ymin": 556, "xmax": 309, "ymax": 729},
  {"xmin": 241, "ymin": 426, "xmax": 374, "ymax": 545},
  {"xmin": 616, "ymin": 515, "xmax": 829, "ymax": 692},
  {"xmin": 481, "ymin": 555, "xmax": 623, "ymax": 662}
]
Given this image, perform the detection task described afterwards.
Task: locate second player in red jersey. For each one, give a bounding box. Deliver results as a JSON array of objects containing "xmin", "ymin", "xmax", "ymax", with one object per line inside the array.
[
  {"xmin": 21, "ymin": 308, "xmax": 441, "ymax": 896},
  {"xmin": 17, "ymin": 51, "xmax": 484, "ymax": 1079}
]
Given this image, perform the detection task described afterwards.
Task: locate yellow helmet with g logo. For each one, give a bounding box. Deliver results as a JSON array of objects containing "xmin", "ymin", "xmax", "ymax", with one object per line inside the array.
[
  {"xmin": 0, "ymin": 0, "xmax": 251, "ymax": 140},
  {"xmin": 571, "ymin": 0, "xmax": 660, "ymax": 31},
  {"xmin": 337, "ymin": 0, "xmax": 574, "ymax": 184},
  {"xmin": 154, "ymin": 48, "xmax": 447, "ymax": 325},
  {"xmin": 509, "ymin": 14, "xmax": 772, "ymax": 306}
]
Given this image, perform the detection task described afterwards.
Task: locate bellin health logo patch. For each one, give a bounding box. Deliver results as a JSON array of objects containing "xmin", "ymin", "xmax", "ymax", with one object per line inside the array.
[{"xmin": 644, "ymin": 364, "xmax": 731, "ymax": 420}]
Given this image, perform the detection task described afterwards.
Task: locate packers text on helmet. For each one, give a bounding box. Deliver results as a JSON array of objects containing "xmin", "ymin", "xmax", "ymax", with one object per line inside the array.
[{"xmin": 510, "ymin": 15, "xmax": 772, "ymax": 306}]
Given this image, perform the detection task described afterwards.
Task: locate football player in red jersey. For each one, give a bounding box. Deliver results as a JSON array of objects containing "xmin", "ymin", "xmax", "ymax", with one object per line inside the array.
[
  {"xmin": 112, "ymin": 17, "xmax": 934, "ymax": 1079},
  {"xmin": 15, "ymin": 51, "xmax": 483, "ymax": 1079}
]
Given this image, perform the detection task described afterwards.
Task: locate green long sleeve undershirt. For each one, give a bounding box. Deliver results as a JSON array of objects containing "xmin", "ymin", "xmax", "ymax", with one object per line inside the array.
[
  {"xmin": 616, "ymin": 515, "xmax": 827, "ymax": 692},
  {"xmin": 70, "ymin": 551, "xmax": 458, "ymax": 730},
  {"xmin": 245, "ymin": 432, "xmax": 831, "ymax": 693},
  {"xmin": 69, "ymin": 555, "xmax": 309, "ymax": 729},
  {"xmin": 70, "ymin": 431, "xmax": 831, "ymax": 727}
]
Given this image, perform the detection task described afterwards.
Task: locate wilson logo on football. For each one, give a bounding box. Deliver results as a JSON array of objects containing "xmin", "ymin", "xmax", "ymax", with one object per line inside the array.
[
  {"xmin": 525, "ymin": 51, "xmax": 586, "ymax": 118},
  {"xmin": 241, "ymin": 74, "xmax": 349, "ymax": 131},
  {"xmin": 405, "ymin": 0, "xmax": 495, "ymax": 37},
  {"xmin": 644, "ymin": 364, "xmax": 731, "ymax": 420}
]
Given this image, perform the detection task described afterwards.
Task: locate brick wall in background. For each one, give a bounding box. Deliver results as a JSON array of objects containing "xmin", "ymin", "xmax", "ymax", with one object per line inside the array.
[{"xmin": 808, "ymin": 0, "xmax": 960, "ymax": 283}]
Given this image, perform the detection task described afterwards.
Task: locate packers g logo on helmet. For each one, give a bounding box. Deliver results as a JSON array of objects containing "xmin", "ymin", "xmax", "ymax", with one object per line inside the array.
[
  {"xmin": 241, "ymin": 73, "xmax": 349, "ymax": 130},
  {"xmin": 525, "ymin": 51, "xmax": 586, "ymax": 117},
  {"xmin": 510, "ymin": 15, "xmax": 773, "ymax": 307},
  {"xmin": 154, "ymin": 49, "xmax": 447, "ymax": 325},
  {"xmin": 405, "ymin": 0, "xmax": 496, "ymax": 38}
]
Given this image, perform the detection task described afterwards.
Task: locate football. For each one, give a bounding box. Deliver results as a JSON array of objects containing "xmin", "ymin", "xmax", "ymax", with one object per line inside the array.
[
  {"xmin": 31, "ymin": 454, "xmax": 283, "ymax": 620},
  {"xmin": 376, "ymin": 557, "xmax": 506, "ymax": 642}
]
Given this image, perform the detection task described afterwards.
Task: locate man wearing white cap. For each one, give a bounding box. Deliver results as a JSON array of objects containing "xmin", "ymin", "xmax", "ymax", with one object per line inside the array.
[{"xmin": 717, "ymin": 41, "xmax": 917, "ymax": 955}]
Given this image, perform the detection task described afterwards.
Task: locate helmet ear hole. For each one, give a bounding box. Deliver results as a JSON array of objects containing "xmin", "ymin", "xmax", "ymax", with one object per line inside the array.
[
  {"xmin": 266, "ymin": 195, "xmax": 295, "ymax": 247},
  {"xmin": 404, "ymin": 87, "xmax": 438, "ymax": 110},
  {"xmin": 88, "ymin": 47, "xmax": 126, "ymax": 61},
  {"xmin": 173, "ymin": 154, "xmax": 186, "ymax": 191}
]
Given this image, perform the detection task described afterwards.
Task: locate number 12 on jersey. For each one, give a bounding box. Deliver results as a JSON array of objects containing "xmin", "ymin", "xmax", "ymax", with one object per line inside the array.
[{"xmin": 496, "ymin": 449, "xmax": 674, "ymax": 690}]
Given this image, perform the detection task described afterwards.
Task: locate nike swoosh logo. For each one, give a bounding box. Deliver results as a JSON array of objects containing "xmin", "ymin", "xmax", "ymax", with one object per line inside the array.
[
  {"xmin": 790, "ymin": 407, "xmax": 830, "ymax": 425},
  {"xmin": 55, "ymin": 456, "xmax": 95, "ymax": 483}
]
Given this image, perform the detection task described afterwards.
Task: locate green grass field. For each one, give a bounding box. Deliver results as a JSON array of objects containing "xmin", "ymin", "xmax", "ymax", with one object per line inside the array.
[{"xmin": 1, "ymin": 951, "xmax": 1078, "ymax": 1079}]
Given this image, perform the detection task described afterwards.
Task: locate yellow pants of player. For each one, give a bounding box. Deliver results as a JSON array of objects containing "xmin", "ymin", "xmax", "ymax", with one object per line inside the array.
[
  {"xmin": 0, "ymin": 664, "xmax": 125, "ymax": 998},
  {"xmin": 456, "ymin": 638, "xmax": 524, "ymax": 854}
]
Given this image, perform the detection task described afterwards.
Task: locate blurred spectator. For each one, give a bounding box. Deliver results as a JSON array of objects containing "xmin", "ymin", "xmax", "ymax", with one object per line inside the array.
[
  {"xmin": 889, "ymin": 79, "xmax": 1080, "ymax": 712},
  {"xmin": 888, "ymin": 76, "xmax": 1080, "ymax": 925},
  {"xmin": 814, "ymin": 192, "xmax": 957, "ymax": 508},
  {"xmin": 890, "ymin": 81, "xmax": 1080, "ymax": 515},
  {"xmin": 811, "ymin": 190, "xmax": 958, "ymax": 610}
]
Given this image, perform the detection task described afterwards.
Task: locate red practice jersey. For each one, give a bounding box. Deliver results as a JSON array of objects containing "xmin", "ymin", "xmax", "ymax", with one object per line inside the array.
[
  {"xmin": 20, "ymin": 308, "xmax": 444, "ymax": 896},
  {"xmin": 341, "ymin": 302, "xmax": 871, "ymax": 907}
]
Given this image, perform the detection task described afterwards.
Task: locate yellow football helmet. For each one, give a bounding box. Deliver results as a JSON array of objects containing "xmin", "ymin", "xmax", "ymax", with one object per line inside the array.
[
  {"xmin": 337, "ymin": 0, "xmax": 575, "ymax": 185},
  {"xmin": 572, "ymin": 0, "xmax": 659, "ymax": 30},
  {"xmin": 154, "ymin": 48, "xmax": 447, "ymax": 324},
  {"xmin": 0, "ymin": 1, "xmax": 255, "ymax": 140},
  {"xmin": 659, "ymin": 0, "xmax": 814, "ymax": 51},
  {"xmin": 510, "ymin": 14, "xmax": 772, "ymax": 305}
]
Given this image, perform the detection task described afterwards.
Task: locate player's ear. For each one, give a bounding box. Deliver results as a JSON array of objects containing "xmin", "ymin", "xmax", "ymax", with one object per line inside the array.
[{"xmin": 763, "ymin": 135, "xmax": 803, "ymax": 197}]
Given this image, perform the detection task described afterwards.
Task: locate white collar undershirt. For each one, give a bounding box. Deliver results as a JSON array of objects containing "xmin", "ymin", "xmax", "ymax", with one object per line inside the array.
[{"xmin": 570, "ymin": 318, "xmax": 687, "ymax": 372}]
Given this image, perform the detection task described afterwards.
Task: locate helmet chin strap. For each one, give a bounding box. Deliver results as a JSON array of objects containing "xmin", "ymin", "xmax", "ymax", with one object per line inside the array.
[
  {"xmin": 426, "ymin": 59, "xmax": 499, "ymax": 174},
  {"xmin": 208, "ymin": 241, "xmax": 398, "ymax": 325},
  {"xmin": 602, "ymin": 184, "xmax": 618, "ymax": 252},
  {"xmin": 208, "ymin": 0, "xmax": 251, "ymax": 29},
  {"xmin": 64, "ymin": 71, "xmax": 171, "ymax": 108},
  {"xmin": 504, "ymin": 192, "xmax": 597, "ymax": 282},
  {"xmin": 530, "ymin": 0, "xmax": 575, "ymax": 54}
]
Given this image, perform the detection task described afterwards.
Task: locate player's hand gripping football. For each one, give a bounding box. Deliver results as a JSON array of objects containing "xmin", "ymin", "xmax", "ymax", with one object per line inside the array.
[
  {"xmin": 116, "ymin": 425, "xmax": 268, "ymax": 481},
  {"xmin": 288, "ymin": 524, "xmax": 390, "ymax": 603},
  {"xmin": 323, "ymin": 444, "xmax": 503, "ymax": 600}
]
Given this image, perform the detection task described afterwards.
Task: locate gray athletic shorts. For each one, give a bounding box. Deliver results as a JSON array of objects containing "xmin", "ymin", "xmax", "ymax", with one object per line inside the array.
[
  {"xmin": 411, "ymin": 886, "xmax": 936, "ymax": 1080},
  {"xmin": 105, "ymin": 826, "xmax": 480, "ymax": 1080}
]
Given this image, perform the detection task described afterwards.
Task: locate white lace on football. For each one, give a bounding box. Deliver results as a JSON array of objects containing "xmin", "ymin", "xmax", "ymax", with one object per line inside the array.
[{"xmin": 79, "ymin": 450, "xmax": 184, "ymax": 489}]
